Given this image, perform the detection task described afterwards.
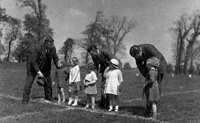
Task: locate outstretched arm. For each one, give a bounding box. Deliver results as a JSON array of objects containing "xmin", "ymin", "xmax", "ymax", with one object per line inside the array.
[{"xmin": 52, "ymin": 47, "xmax": 60, "ymax": 69}]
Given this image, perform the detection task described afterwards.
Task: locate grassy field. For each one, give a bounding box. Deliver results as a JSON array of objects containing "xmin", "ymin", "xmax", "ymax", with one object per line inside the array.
[{"xmin": 0, "ymin": 62, "xmax": 200, "ymax": 123}]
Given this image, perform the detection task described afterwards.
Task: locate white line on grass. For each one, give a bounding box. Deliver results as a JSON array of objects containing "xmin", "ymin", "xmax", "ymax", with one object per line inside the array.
[
  {"xmin": 0, "ymin": 89, "xmax": 200, "ymax": 122},
  {"xmin": 0, "ymin": 94, "xmax": 165, "ymax": 123},
  {"xmin": 1, "ymin": 88, "xmax": 199, "ymax": 123},
  {"xmin": 124, "ymin": 89, "xmax": 200, "ymax": 103},
  {"xmin": 0, "ymin": 108, "xmax": 71, "ymax": 122},
  {"xmin": 0, "ymin": 88, "xmax": 200, "ymax": 122}
]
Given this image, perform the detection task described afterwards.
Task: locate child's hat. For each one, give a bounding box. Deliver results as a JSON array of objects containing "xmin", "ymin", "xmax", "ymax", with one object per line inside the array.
[{"xmin": 110, "ymin": 58, "xmax": 119, "ymax": 67}]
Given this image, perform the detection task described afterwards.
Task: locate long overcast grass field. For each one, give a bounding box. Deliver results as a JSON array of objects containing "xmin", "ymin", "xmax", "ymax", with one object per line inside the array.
[{"xmin": 0, "ymin": 63, "xmax": 200, "ymax": 123}]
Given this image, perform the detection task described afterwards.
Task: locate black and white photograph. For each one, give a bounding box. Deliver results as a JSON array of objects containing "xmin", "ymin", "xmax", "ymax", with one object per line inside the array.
[{"xmin": 0, "ymin": 0, "xmax": 200, "ymax": 123}]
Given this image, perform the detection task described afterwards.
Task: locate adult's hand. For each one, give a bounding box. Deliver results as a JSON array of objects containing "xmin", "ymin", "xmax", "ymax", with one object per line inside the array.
[{"xmin": 37, "ymin": 71, "xmax": 44, "ymax": 77}]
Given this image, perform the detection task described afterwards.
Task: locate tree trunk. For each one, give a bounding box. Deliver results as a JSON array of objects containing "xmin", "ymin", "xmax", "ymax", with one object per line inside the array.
[
  {"xmin": 175, "ymin": 37, "xmax": 184, "ymax": 74},
  {"xmin": 183, "ymin": 44, "xmax": 191, "ymax": 75},
  {"xmin": 7, "ymin": 40, "xmax": 12, "ymax": 61},
  {"xmin": 189, "ymin": 45, "xmax": 194, "ymax": 75},
  {"xmin": 37, "ymin": 0, "xmax": 42, "ymax": 45}
]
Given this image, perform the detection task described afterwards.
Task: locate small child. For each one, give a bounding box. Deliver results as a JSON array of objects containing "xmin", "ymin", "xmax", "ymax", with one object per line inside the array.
[
  {"xmin": 104, "ymin": 58, "xmax": 123, "ymax": 112},
  {"xmin": 54, "ymin": 60, "xmax": 69, "ymax": 104},
  {"xmin": 144, "ymin": 57, "xmax": 160, "ymax": 118},
  {"xmin": 68, "ymin": 57, "xmax": 81, "ymax": 106},
  {"xmin": 83, "ymin": 63, "xmax": 98, "ymax": 109}
]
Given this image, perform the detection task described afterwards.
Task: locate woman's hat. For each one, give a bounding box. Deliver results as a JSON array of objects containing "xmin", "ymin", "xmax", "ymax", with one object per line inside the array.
[{"xmin": 110, "ymin": 58, "xmax": 119, "ymax": 67}]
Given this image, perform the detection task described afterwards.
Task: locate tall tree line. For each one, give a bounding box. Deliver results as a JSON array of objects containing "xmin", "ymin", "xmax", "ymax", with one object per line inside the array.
[
  {"xmin": 172, "ymin": 11, "xmax": 200, "ymax": 75},
  {"xmin": 81, "ymin": 11, "xmax": 136, "ymax": 64}
]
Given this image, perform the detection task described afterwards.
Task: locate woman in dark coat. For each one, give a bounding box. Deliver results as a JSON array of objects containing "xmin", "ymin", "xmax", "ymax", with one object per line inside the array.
[{"xmin": 87, "ymin": 45, "xmax": 111, "ymax": 108}]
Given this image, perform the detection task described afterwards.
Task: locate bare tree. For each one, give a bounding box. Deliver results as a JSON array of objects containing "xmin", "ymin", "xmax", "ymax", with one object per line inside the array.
[
  {"xmin": 4, "ymin": 18, "xmax": 21, "ymax": 61},
  {"xmin": 82, "ymin": 11, "xmax": 136, "ymax": 63},
  {"xmin": 17, "ymin": 0, "xmax": 53, "ymax": 46},
  {"xmin": 101, "ymin": 16, "xmax": 136, "ymax": 56},
  {"xmin": 185, "ymin": 13, "xmax": 200, "ymax": 74},
  {"xmin": 171, "ymin": 14, "xmax": 192, "ymax": 74}
]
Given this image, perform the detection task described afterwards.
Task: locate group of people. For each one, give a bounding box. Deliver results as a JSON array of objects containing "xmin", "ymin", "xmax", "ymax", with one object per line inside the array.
[{"xmin": 22, "ymin": 36, "xmax": 167, "ymax": 118}]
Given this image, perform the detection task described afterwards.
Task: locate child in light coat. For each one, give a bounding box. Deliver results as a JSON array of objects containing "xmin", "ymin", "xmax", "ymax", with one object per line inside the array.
[
  {"xmin": 68, "ymin": 57, "xmax": 81, "ymax": 106},
  {"xmin": 104, "ymin": 58, "xmax": 123, "ymax": 112},
  {"xmin": 83, "ymin": 63, "xmax": 98, "ymax": 109}
]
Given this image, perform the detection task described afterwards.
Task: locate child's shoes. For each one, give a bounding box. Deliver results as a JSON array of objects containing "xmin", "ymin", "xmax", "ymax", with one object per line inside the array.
[
  {"xmin": 114, "ymin": 105, "xmax": 119, "ymax": 112},
  {"xmin": 84, "ymin": 104, "xmax": 89, "ymax": 109},
  {"xmin": 72, "ymin": 99, "xmax": 78, "ymax": 106},
  {"xmin": 108, "ymin": 106, "xmax": 113, "ymax": 112},
  {"xmin": 91, "ymin": 105, "xmax": 95, "ymax": 110},
  {"xmin": 67, "ymin": 98, "xmax": 73, "ymax": 105}
]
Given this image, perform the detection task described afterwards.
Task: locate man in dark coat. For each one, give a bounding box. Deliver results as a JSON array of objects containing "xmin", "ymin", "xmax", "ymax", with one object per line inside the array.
[
  {"xmin": 22, "ymin": 36, "xmax": 61, "ymax": 104},
  {"xmin": 129, "ymin": 44, "xmax": 167, "ymax": 114},
  {"xmin": 130, "ymin": 44, "xmax": 167, "ymax": 85},
  {"xmin": 87, "ymin": 45, "xmax": 111, "ymax": 108}
]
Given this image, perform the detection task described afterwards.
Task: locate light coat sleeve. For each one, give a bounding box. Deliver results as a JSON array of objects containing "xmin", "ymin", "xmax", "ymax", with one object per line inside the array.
[
  {"xmin": 90, "ymin": 71, "xmax": 97, "ymax": 84},
  {"xmin": 118, "ymin": 70, "xmax": 123, "ymax": 84},
  {"xmin": 69, "ymin": 66, "xmax": 80, "ymax": 83}
]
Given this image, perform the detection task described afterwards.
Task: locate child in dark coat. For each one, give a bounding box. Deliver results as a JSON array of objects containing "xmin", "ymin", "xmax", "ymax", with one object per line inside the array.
[{"xmin": 54, "ymin": 60, "xmax": 69, "ymax": 104}]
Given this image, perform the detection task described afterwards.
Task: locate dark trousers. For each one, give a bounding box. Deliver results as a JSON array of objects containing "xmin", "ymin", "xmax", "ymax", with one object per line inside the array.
[
  {"xmin": 99, "ymin": 76, "xmax": 109, "ymax": 109},
  {"xmin": 22, "ymin": 75, "xmax": 53, "ymax": 103}
]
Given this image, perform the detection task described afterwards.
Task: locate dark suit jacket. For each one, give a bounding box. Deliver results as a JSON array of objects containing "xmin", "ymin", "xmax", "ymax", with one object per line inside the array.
[
  {"xmin": 134, "ymin": 44, "xmax": 167, "ymax": 78},
  {"xmin": 26, "ymin": 45, "xmax": 59, "ymax": 76},
  {"xmin": 91, "ymin": 50, "xmax": 111, "ymax": 74}
]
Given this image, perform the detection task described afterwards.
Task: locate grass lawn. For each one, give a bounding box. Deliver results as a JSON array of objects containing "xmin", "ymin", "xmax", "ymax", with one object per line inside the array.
[{"xmin": 0, "ymin": 62, "xmax": 200, "ymax": 123}]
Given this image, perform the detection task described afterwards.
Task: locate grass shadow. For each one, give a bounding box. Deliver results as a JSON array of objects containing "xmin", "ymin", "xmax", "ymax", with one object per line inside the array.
[{"xmin": 120, "ymin": 105, "xmax": 147, "ymax": 116}]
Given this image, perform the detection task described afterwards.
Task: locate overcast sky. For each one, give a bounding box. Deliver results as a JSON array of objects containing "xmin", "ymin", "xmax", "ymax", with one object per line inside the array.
[{"xmin": 1, "ymin": 0, "xmax": 200, "ymax": 66}]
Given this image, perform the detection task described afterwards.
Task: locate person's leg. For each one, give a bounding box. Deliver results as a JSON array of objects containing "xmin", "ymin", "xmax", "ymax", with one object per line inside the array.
[
  {"xmin": 85, "ymin": 94, "xmax": 90, "ymax": 109},
  {"xmin": 157, "ymin": 73, "xmax": 163, "ymax": 113},
  {"xmin": 108, "ymin": 94, "xmax": 113, "ymax": 111},
  {"xmin": 152, "ymin": 102, "xmax": 157, "ymax": 119},
  {"xmin": 114, "ymin": 95, "xmax": 119, "ymax": 112},
  {"xmin": 60, "ymin": 88, "xmax": 66, "ymax": 103},
  {"xmin": 57, "ymin": 94, "xmax": 61, "ymax": 104},
  {"xmin": 72, "ymin": 83, "xmax": 79, "ymax": 106},
  {"xmin": 100, "ymin": 76, "xmax": 107, "ymax": 108},
  {"xmin": 91, "ymin": 95, "xmax": 95, "ymax": 109},
  {"xmin": 68, "ymin": 85, "xmax": 73, "ymax": 105},
  {"xmin": 144, "ymin": 85, "xmax": 151, "ymax": 115},
  {"xmin": 22, "ymin": 75, "xmax": 34, "ymax": 104},
  {"xmin": 44, "ymin": 76, "xmax": 53, "ymax": 101},
  {"xmin": 157, "ymin": 73, "xmax": 163, "ymax": 96}
]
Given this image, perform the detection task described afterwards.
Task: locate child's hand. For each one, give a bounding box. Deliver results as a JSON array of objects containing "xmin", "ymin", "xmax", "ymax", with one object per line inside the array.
[
  {"xmin": 52, "ymin": 81, "xmax": 55, "ymax": 86},
  {"xmin": 118, "ymin": 85, "xmax": 122, "ymax": 93}
]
